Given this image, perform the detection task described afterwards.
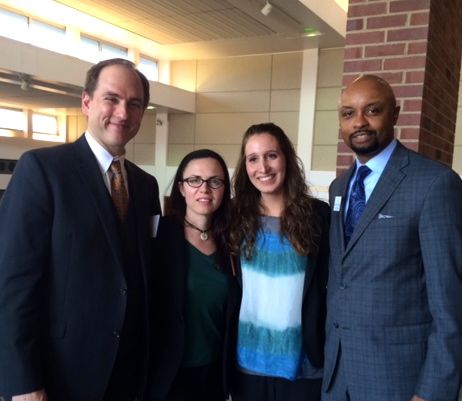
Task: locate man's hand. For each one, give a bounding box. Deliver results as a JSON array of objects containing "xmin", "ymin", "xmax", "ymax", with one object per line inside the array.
[
  {"xmin": 411, "ymin": 396, "xmax": 425, "ymax": 401},
  {"xmin": 12, "ymin": 389, "xmax": 48, "ymax": 401}
]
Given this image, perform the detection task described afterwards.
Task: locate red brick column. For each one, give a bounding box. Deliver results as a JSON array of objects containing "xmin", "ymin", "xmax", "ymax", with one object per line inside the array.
[{"xmin": 336, "ymin": 0, "xmax": 462, "ymax": 174}]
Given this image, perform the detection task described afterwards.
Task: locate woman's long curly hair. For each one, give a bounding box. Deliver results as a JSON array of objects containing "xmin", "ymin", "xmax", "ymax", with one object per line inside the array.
[
  {"xmin": 168, "ymin": 149, "xmax": 231, "ymax": 269},
  {"xmin": 230, "ymin": 123, "xmax": 321, "ymax": 259}
]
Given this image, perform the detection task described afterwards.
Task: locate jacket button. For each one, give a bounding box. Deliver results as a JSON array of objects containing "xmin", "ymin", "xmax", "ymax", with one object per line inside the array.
[
  {"xmin": 340, "ymin": 284, "xmax": 346, "ymax": 289},
  {"xmin": 113, "ymin": 331, "xmax": 121, "ymax": 339},
  {"xmin": 120, "ymin": 288, "xmax": 127, "ymax": 296},
  {"xmin": 334, "ymin": 322, "xmax": 339, "ymax": 329}
]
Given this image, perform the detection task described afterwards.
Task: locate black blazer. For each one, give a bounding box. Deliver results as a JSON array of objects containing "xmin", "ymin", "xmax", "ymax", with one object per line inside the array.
[
  {"xmin": 147, "ymin": 217, "xmax": 187, "ymax": 400},
  {"xmin": 224, "ymin": 198, "xmax": 330, "ymax": 395},
  {"xmin": 0, "ymin": 135, "xmax": 161, "ymax": 401},
  {"xmin": 147, "ymin": 216, "xmax": 232, "ymax": 400}
]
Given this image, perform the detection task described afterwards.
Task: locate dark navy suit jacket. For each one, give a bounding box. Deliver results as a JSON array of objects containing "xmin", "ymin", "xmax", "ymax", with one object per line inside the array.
[{"xmin": 0, "ymin": 135, "xmax": 161, "ymax": 401}]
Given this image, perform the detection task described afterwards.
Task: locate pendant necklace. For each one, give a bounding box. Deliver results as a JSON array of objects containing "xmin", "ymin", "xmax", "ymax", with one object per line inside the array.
[{"xmin": 184, "ymin": 219, "xmax": 211, "ymax": 241}]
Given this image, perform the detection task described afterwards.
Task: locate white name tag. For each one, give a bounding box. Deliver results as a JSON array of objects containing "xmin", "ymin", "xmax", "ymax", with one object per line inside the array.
[{"xmin": 333, "ymin": 196, "xmax": 342, "ymax": 212}]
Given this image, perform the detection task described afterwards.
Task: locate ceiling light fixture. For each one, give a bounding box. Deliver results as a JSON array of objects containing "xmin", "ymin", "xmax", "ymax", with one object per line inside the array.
[{"xmin": 261, "ymin": 0, "xmax": 273, "ymax": 16}]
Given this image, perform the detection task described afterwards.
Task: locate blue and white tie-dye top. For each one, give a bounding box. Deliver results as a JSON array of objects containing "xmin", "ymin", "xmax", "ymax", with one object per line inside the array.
[{"xmin": 236, "ymin": 216, "xmax": 322, "ymax": 380}]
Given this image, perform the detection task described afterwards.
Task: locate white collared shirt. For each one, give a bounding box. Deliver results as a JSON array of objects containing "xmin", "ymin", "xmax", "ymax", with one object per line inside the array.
[{"xmin": 84, "ymin": 131, "xmax": 129, "ymax": 196}]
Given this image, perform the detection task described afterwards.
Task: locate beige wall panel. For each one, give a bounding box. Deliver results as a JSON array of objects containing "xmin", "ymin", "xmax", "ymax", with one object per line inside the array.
[
  {"xmin": 167, "ymin": 144, "xmax": 194, "ymax": 166},
  {"xmin": 268, "ymin": 111, "xmax": 299, "ymax": 145},
  {"xmin": 194, "ymin": 144, "xmax": 241, "ymax": 168},
  {"xmin": 196, "ymin": 56, "xmax": 272, "ymax": 92},
  {"xmin": 67, "ymin": 115, "xmax": 87, "ymax": 142},
  {"xmin": 136, "ymin": 113, "xmax": 156, "ymax": 143},
  {"xmin": 455, "ymin": 108, "xmax": 462, "ymax": 145},
  {"xmin": 67, "ymin": 116, "xmax": 79, "ymax": 143},
  {"xmin": 169, "ymin": 114, "xmax": 195, "ymax": 144},
  {"xmin": 77, "ymin": 116, "xmax": 87, "ymax": 138},
  {"xmin": 270, "ymin": 90, "xmax": 301, "ymax": 112},
  {"xmin": 171, "ymin": 60, "xmax": 197, "ymax": 92},
  {"xmin": 317, "ymin": 48, "xmax": 344, "ymax": 88},
  {"xmin": 452, "ymin": 146, "xmax": 462, "ymax": 174},
  {"xmin": 125, "ymin": 141, "xmax": 135, "ymax": 161},
  {"xmin": 314, "ymin": 111, "xmax": 340, "ymax": 145},
  {"xmin": 311, "ymin": 145, "xmax": 338, "ymax": 171},
  {"xmin": 195, "ymin": 113, "xmax": 269, "ymax": 144},
  {"xmin": 316, "ymin": 87, "xmax": 342, "ymax": 110},
  {"xmin": 459, "ymin": 81, "xmax": 462, "ymax": 105},
  {"xmin": 134, "ymin": 143, "xmax": 156, "ymax": 165},
  {"xmin": 196, "ymin": 91, "xmax": 270, "ymax": 113},
  {"xmin": 271, "ymin": 52, "xmax": 303, "ymax": 90}
]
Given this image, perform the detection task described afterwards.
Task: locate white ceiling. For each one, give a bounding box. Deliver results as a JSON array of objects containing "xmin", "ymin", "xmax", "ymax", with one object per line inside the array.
[{"xmin": 0, "ymin": 0, "xmax": 347, "ymax": 109}]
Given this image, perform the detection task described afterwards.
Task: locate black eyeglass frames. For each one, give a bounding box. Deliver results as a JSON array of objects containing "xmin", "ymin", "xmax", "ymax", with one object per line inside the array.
[{"xmin": 181, "ymin": 176, "xmax": 225, "ymax": 189}]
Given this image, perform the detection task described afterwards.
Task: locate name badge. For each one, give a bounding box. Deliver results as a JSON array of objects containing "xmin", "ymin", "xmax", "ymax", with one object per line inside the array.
[{"xmin": 333, "ymin": 196, "xmax": 342, "ymax": 212}]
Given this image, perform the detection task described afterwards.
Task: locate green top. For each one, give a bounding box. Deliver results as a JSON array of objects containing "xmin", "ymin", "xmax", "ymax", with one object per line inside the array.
[{"xmin": 181, "ymin": 242, "xmax": 229, "ymax": 368}]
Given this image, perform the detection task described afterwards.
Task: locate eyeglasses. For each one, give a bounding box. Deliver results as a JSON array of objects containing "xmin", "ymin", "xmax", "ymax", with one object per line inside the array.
[{"xmin": 181, "ymin": 176, "xmax": 225, "ymax": 189}]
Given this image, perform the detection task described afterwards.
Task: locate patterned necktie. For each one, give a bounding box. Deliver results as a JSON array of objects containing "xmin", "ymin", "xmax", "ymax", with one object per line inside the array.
[
  {"xmin": 344, "ymin": 165, "xmax": 372, "ymax": 244},
  {"xmin": 110, "ymin": 160, "xmax": 128, "ymax": 222}
]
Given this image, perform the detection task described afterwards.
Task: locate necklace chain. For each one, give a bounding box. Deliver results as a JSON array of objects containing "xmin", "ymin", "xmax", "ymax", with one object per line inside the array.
[{"xmin": 184, "ymin": 219, "xmax": 211, "ymax": 240}]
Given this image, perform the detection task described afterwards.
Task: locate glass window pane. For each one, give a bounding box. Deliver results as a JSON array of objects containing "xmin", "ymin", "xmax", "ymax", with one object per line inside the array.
[
  {"xmin": 0, "ymin": 108, "xmax": 26, "ymax": 131},
  {"xmin": 101, "ymin": 43, "xmax": 128, "ymax": 60},
  {"xmin": 79, "ymin": 35, "xmax": 100, "ymax": 63},
  {"xmin": 0, "ymin": 9, "xmax": 28, "ymax": 42},
  {"xmin": 30, "ymin": 19, "xmax": 66, "ymax": 53},
  {"xmin": 138, "ymin": 56, "xmax": 159, "ymax": 81},
  {"xmin": 32, "ymin": 114, "xmax": 58, "ymax": 135}
]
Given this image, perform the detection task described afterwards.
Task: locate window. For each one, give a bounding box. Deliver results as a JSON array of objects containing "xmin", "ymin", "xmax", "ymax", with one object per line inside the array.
[
  {"xmin": 138, "ymin": 56, "xmax": 159, "ymax": 81},
  {"xmin": 0, "ymin": 107, "xmax": 26, "ymax": 138},
  {"xmin": 0, "ymin": 9, "xmax": 28, "ymax": 42},
  {"xmin": 79, "ymin": 35, "xmax": 128, "ymax": 63},
  {"xmin": 32, "ymin": 113, "xmax": 65, "ymax": 142},
  {"xmin": 30, "ymin": 19, "xmax": 66, "ymax": 53},
  {"xmin": 79, "ymin": 35, "xmax": 100, "ymax": 63},
  {"xmin": 101, "ymin": 43, "xmax": 128, "ymax": 60}
]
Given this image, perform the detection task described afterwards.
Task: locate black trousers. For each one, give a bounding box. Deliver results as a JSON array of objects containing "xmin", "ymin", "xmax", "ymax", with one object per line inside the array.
[
  {"xmin": 161, "ymin": 360, "xmax": 225, "ymax": 401},
  {"xmin": 232, "ymin": 370, "xmax": 322, "ymax": 401}
]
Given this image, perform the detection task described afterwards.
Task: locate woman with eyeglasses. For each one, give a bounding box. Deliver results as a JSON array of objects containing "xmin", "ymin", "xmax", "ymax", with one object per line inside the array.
[
  {"xmin": 146, "ymin": 149, "xmax": 231, "ymax": 401},
  {"xmin": 225, "ymin": 123, "xmax": 330, "ymax": 401}
]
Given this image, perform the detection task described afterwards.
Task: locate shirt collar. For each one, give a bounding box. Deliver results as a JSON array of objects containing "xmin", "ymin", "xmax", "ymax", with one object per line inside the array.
[
  {"xmin": 85, "ymin": 131, "xmax": 126, "ymax": 173},
  {"xmin": 355, "ymin": 139, "xmax": 397, "ymax": 176}
]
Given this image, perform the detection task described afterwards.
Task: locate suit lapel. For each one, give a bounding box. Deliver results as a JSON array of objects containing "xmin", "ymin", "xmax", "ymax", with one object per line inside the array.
[
  {"xmin": 71, "ymin": 135, "xmax": 124, "ymax": 267},
  {"xmin": 334, "ymin": 165, "xmax": 355, "ymax": 255},
  {"xmin": 125, "ymin": 161, "xmax": 149, "ymax": 275},
  {"xmin": 344, "ymin": 143, "xmax": 409, "ymax": 255}
]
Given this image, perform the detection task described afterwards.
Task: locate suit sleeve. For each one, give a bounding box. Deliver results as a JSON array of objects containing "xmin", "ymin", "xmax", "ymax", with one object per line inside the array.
[
  {"xmin": 0, "ymin": 152, "xmax": 51, "ymax": 397},
  {"xmin": 415, "ymin": 169, "xmax": 462, "ymax": 400}
]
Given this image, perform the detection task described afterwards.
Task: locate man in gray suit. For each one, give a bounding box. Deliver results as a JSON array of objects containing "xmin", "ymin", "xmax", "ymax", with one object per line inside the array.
[{"xmin": 322, "ymin": 74, "xmax": 462, "ymax": 401}]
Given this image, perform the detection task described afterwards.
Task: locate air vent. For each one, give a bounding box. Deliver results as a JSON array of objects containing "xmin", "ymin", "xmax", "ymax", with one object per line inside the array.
[{"xmin": 0, "ymin": 159, "xmax": 17, "ymax": 174}]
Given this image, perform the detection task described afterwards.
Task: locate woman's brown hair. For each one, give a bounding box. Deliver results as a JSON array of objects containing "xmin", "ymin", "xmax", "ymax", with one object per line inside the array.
[{"xmin": 230, "ymin": 123, "xmax": 321, "ymax": 259}]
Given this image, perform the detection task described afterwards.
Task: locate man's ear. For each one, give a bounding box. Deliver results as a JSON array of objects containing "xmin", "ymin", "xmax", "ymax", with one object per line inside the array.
[
  {"xmin": 81, "ymin": 91, "xmax": 91, "ymax": 115},
  {"xmin": 392, "ymin": 105, "xmax": 401, "ymax": 125}
]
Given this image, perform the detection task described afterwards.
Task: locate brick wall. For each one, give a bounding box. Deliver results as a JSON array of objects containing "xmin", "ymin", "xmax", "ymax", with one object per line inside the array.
[
  {"xmin": 337, "ymin": 0, "xmax": 462, "ymax": 174},
  {"xmin": 420, "ymin": 0, "xmax": 462, "ymax": 164}
]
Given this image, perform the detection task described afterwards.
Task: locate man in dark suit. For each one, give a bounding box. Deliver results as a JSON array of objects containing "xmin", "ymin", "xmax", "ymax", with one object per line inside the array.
[
  {"xmin": 322, "ymin": 75, "xmax": 462, "ymax": 401},
  {"xmin": 0, "ymin": 58, "xmax": 161, "ymax": 401}
]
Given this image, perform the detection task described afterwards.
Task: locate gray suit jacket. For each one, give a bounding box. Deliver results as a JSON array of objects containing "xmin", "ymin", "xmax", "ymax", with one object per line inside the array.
[{"xmin": 323, "ymin": 141, "xmax": 462, "ymax": 401}]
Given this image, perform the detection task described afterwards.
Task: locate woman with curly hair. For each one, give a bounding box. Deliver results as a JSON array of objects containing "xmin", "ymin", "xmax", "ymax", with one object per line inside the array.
[{"xmin": 226, "ymin": 123, "xmax": 330, "ymax": 401}]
